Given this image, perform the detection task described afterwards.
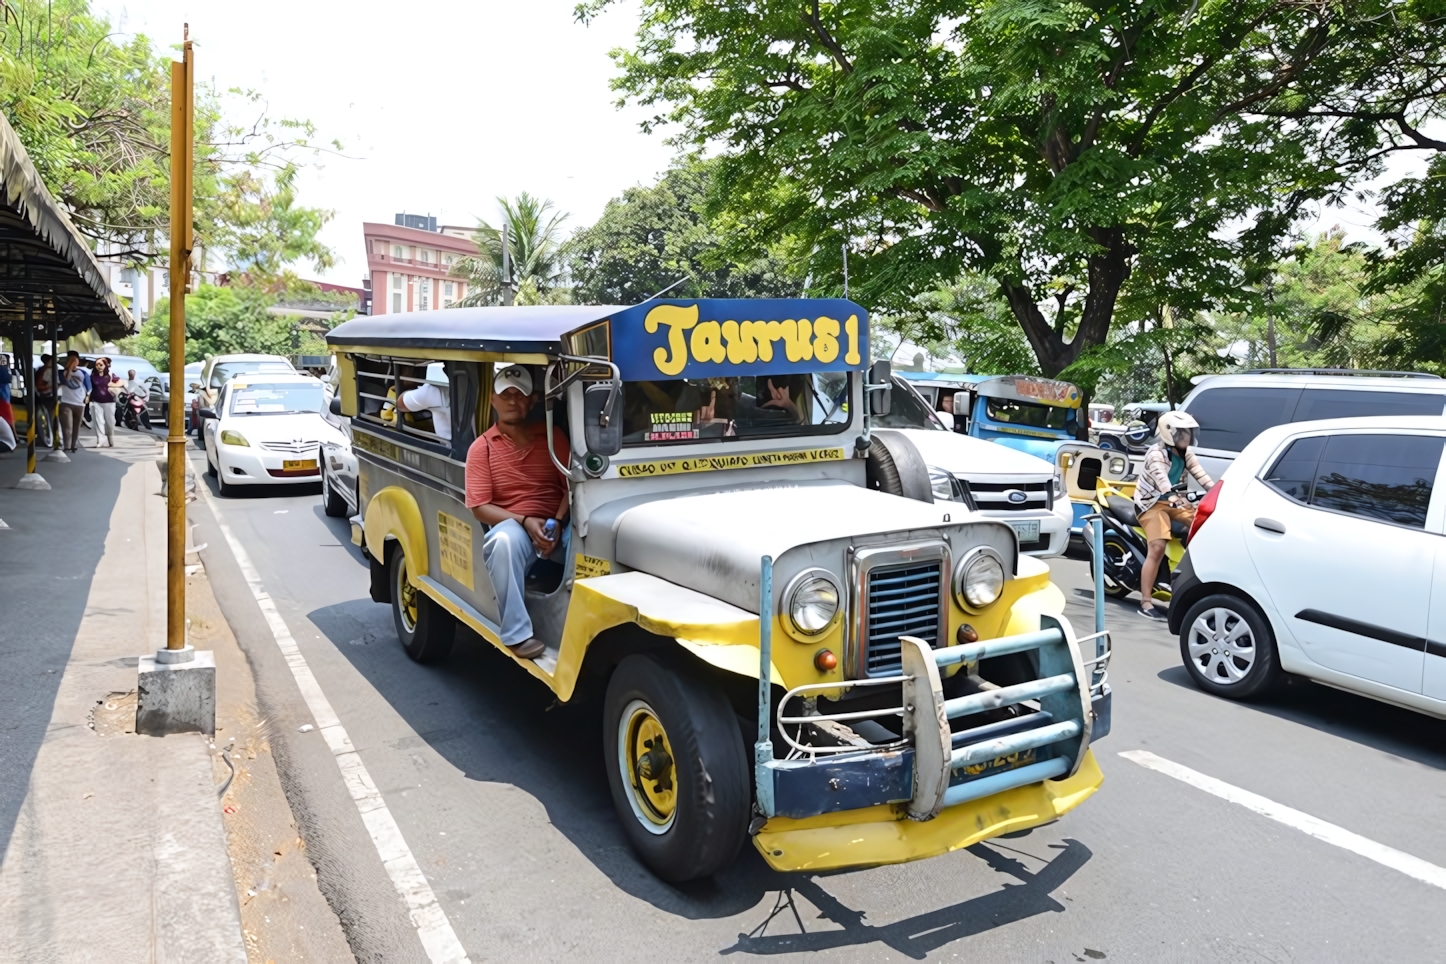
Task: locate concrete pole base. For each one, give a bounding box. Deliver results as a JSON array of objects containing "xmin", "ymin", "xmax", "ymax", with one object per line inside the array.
[
  {"xmin": 43, "ymin": 448, "xmax": 70, "ymax": 463},
  {"xmin": 16, "ymin": 472, "xmax": 51, "ymax": 490},
  {"xmin": 136, "ymin": 648, "xmax": 215, "ymax": 736}
]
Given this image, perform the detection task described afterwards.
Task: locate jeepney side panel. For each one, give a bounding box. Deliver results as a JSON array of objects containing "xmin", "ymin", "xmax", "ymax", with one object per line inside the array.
[{"xmin": 357, "ymin": 435, "xmax": 503, "ymax": 626}]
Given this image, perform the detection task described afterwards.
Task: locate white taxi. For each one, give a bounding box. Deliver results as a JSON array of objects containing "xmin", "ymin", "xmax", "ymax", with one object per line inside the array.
[{"xmin": 199, "ymin": 372, "xmax": 344, "ymax": 496}]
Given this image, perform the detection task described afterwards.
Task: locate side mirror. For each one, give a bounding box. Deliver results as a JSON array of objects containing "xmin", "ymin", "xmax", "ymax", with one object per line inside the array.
[
  {"xmin": 329, "ymin": 395, "xmax": 343, "ymax": 416},
  {"xmin": 197, "ymin": 407, "xmax": 217, "ymax": 420},
  {"xmin": 583, "ymin": 382, "xmax": 622, "ymax": 459},
  {"xmin": 868, "ymin": 360, "xmax": 892, "ymax": 416}
]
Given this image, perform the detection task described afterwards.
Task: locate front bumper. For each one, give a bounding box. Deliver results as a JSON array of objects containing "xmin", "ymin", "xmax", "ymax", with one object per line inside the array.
[
  {"xmin": 218, "ymin": 444, "xmax": 322, "ymax": 485},
  {"xmin": 754, "ymin": 616, "xmax": 1111, "ymax": 872},
  {"xmin": 755, "ymin": 750, "xmax": 1102, "ymax": 872},
  {"xmin": 975, "ymin": 505, "xmax": 1070, "ymax": 557}
]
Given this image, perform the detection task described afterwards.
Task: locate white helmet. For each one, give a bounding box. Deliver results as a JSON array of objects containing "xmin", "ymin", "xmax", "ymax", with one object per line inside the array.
[{"xmin": 1156, "ymin": 410, "xmax": 1199, "ymax": 448}]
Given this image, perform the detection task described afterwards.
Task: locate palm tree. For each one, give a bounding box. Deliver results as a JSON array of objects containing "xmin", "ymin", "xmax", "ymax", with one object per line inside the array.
[{"xmin": 451, "ymin": 193, "xmax": 570, "ymax": 306}]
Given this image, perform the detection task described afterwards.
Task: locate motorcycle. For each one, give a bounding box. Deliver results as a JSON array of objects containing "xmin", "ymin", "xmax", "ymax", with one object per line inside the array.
[
  {"xmin": 118, "ymin": 390, "xmax": 151, "ymax": 431},
  {"xmin": 1087, "ymin": 478, "xmax": 1201, "ymax": 602}
]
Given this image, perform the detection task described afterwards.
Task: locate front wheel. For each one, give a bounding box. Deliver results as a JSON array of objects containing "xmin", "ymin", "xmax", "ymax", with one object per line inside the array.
[
  {"xmin": 1179, "ymin": 594, "xmax": 1281, "ymax": 699},
  {"xmin": 391, "ymin": 548, "xmax": 455, "ymax": 663},
  {"xmin": 1090, "ymin": 534, "xmax": 1136, "ymax": 599},
  {"xmin": 603, "ymin": 655, "xmax": 749, "ymax": 883},
  {"xmin": 321, "ymin": 465, "xmax": 349, "ymax": 517}
]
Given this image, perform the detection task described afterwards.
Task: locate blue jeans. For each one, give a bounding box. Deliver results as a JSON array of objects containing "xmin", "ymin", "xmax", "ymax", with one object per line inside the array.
[{"xmin": 482, "ymin": 519, "xmax": 569, "ymax": 646}]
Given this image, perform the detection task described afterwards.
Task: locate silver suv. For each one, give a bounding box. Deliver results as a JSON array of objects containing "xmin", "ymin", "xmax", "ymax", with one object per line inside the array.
[{"xmin": 1180, "ymin": 370, "xmax": 1446, "ymax": 481}]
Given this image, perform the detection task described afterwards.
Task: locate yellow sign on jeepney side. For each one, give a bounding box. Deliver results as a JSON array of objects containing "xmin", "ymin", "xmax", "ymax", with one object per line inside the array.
[
  {"xmin": 437, "ymin": 511, "xmax": 474, "ymax": 590},
  {"xmin": 616, "ymin": 447, "xmax": 847, "ymax": 479},
  {"xmin": 574, "ymin": 554, "xmax": 611, "ymax": 579}
]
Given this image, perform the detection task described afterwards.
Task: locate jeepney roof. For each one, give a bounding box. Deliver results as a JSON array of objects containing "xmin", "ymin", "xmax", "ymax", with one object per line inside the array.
[{"xmin": 326, "ymin": 305, "xmax": 627, "ymax": 355}]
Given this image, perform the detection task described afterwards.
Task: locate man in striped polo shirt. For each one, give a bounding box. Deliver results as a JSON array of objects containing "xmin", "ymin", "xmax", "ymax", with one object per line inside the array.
[{"xmin": 465, "ymin": 365, "xmax": 571, "ymax": 659}]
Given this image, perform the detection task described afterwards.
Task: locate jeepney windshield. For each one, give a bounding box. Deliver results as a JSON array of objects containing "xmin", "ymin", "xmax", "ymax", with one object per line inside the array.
[
  {"xmin": 621, "ymin": 372, "xmax": 852, "ymax": 445},
  {"xmin": 985, "ymin": 396, "xmax": 1073, "ymax": 431}
]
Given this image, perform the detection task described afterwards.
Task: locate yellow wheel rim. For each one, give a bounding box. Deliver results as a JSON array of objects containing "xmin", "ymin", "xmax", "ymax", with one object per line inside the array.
[
  {"xmin": 398, "ymin": 557, "xmax": 419, "ymax": 632},
  {"xmin": 619, "ymin": 700, "xmax": 676, "ymax": 832}
]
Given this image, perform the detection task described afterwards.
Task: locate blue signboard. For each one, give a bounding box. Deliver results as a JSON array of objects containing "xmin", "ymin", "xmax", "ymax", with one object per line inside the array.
[{"xmin": 569, "ymin": 299, "xmax": 869, "ymax": 381}]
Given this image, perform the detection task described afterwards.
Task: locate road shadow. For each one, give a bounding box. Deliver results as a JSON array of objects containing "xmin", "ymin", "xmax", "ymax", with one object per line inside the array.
[
  {"xmin": 721, "ymin": 838, "xmax": 1091, "ymax": 958},
  {"xmin": 306, "ymin": 596, "xmax": 779, "ymax": 919},
  {"xmin": 1156, "ymin": 664, "xmax": 1446, "ymax": 770},
  {"xmin": 0, "ymin": 444, "xmax": 129, "ymax": 858}
]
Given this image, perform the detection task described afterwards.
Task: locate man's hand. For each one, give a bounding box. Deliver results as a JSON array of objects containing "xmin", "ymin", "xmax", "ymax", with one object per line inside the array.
[
  {"xmin": 761, "ymin": 380, "xmax": 799, "ymax": 419},
  {"xmin": 523, "ymin": 516, "xmax": 557, "ymax": 554}
]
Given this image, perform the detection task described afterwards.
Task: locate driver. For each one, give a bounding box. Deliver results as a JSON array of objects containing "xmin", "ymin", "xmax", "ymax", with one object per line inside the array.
[{"xmin": 1134, "ymin": 411, "xmax": 1213, "ymax": 622}]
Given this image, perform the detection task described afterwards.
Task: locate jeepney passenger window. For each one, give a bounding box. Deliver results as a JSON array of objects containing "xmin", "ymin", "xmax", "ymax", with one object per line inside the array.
[{"xmin": 621, "ymin": 373, "xmax": 852, "ymax": 445}]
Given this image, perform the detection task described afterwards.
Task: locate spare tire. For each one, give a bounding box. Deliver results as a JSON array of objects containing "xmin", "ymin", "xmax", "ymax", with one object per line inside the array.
[{"xmin": 866, "ymin": 430, "xmax": 934, "ymax": 503}]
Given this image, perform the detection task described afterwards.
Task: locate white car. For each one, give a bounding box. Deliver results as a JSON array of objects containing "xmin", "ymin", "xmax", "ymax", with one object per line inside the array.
[
  {"xmin": 192, "ymin": 353, "xmax": 295, "ymax": 434},
  {"xmin": 1170, "ymin": 415, "xmax": 1446, "ymax": 718},
  {"xmin": 877, "ymin": 376, "xmax": 1073, "ymax": 556},
  {"xmin": 199, "ymin": 372, "xmax": 343, "ymax": 496}
]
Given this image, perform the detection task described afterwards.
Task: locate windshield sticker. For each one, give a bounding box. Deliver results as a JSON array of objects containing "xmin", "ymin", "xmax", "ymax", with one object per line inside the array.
[
  {"xmin": 582, "ymin": 299, "xmax": 869, "ymax": 381},
  {"xmin": 645, "ymin": 411, "xmax": 699, "ymax": 442},
  {"xmin": 616, "ymin": 446, "xmax": 847, "ymax": 478},
  {"xmin": 574, "ymin": 554, "xmax": 611, "ymax": 580},
  {"xmin": 437, "ymin": 511, "xmax": 474, "ymax": 591}
]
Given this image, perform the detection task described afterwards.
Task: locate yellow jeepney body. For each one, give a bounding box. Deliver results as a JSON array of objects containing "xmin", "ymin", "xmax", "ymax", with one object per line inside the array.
[{"xmin": 326, "ymin": 300, "xmax": 1110, "ymax": 875}]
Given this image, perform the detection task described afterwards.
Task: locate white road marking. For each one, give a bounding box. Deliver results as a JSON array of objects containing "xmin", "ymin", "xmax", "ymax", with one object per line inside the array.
[
  {"xmin": 197, "ymin": 483, "xmax": 471, "ymax": 963},
  {"xmin": 1121, "ymin": 750, "xmax": 1446, "ymax": 892}
]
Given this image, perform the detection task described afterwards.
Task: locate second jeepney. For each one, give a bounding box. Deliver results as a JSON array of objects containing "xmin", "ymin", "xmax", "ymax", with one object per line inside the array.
[{"xmin": 325, "ymin": 298, "xmax": 1111, "ymax": 882}]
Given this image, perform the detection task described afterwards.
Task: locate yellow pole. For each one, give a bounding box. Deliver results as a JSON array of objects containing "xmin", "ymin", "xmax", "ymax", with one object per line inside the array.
[{"xmin": 166, "ymin": 29, "xmax": 193, "ymax": 651}]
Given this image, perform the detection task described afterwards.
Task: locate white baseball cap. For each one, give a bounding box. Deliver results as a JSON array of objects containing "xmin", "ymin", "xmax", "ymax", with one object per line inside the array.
[{"xmin": 493, "ymin": 364, "xmax": 533, "ymax": 396}]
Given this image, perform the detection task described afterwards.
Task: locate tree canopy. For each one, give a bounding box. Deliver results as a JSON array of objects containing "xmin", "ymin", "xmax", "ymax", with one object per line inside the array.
[
  {"xmin": 568, "ymin": 160, "xmax": 801, "ymax": 303},
  {"xmin": 585, "ymin": 0, "xmax": 1446, "ymax": 376}
]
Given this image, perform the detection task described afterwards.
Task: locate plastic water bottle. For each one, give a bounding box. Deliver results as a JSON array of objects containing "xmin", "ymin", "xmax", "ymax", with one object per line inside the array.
[{"xmin": 538, "ymin": 518, "xmax": 557, "ymax": 558}]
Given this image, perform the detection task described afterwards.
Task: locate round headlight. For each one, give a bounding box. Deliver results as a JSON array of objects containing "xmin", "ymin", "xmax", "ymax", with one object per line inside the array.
[
  {"xmin": 954, "ymin": 547, "xmax": 1005, "ymax": 611},
  {"xmin": 783, "ymin": 569, "xmax": 842, "ymax": 639}
]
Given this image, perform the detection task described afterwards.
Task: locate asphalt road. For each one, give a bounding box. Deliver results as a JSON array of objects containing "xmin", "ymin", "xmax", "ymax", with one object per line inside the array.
[{"xmin": 188, "ymin": 446, "xmax": 1446, "ymax": 963}]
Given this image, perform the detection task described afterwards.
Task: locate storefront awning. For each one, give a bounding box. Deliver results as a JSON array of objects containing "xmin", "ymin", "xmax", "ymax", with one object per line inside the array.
[{"xmin": 0, "ymin": 111, "xmax": 135, "ymax": 342}]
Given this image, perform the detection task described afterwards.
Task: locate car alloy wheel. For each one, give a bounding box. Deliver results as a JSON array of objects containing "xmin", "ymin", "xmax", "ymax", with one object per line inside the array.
[{"xmin": 1186, "ymin": 606, "xmax": 1256, "ymax": 684}]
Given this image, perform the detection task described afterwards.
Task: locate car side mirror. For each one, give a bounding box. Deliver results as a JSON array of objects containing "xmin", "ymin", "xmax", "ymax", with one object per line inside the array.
[
  {"xmin": 329, "ymin": 395, "xmax": 343, "ymax": 416},
  {"xmin": 868, "ymin": 360, "xmax": 892, "ymax": 416},
  {"xmin": 583, "ymin": 382, "xmax": 622, "ymax": 459},
  {"xmin": 197, "ymin": 407, "xmax": 217, "ymax": 420}
]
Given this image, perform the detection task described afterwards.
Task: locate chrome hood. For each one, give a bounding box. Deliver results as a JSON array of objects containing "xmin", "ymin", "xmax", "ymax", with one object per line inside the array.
[
  {"xmin": 602, "ymin": 480, "xmax": 987, "ymax": 613},
  {"xmin": 891, "ymin": 428, "xmax": 1055, "ymax": 480}
]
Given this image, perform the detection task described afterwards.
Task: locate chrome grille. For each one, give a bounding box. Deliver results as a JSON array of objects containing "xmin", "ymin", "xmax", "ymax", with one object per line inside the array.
[
  {"xmin": 962, "ymin": 480, "xmax": 1052, "ymax": 512},
  {"xmin": 863, "ymin": 561, "xmax": 943, "ymax": 676},
  {"xmin": 259, "ymin": 440, "xmax": 319, "ymax": 456}
]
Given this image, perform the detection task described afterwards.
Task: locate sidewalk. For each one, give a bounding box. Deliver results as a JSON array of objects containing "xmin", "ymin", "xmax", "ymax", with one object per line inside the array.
[{"xmin": 0, "ymin": 430, "xmax": 247, "ymax": 962}]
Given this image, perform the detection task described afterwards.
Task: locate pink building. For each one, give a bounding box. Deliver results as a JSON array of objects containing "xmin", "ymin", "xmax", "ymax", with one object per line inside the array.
[{"xmin": 364, "ymin": 216, "xmax": 478, "ymax": 315}]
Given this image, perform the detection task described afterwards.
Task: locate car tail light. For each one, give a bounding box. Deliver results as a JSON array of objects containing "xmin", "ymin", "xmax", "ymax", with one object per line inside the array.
[{"xmin": 1187, "ymin": 480, "xmax": 1223, "ymax": 543}]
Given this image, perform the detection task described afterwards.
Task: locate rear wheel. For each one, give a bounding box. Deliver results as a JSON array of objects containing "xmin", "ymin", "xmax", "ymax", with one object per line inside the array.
[
  {"xmin": 391, "ymin": 548, "xmax": 455, "ymax": 663},
  {"xmin": 1179, "ymin": 593, "xmax": 1280, "ymax": 699},
  {"xmin": 603, "ymin": 655, "xmax": 749, "ymax": 883}
]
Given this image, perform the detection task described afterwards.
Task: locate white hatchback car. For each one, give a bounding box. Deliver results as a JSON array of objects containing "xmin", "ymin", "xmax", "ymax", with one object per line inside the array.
[
  {"xmin": 200, "ymin": 372, "xmax": 344, "ymax": 496},
  {"xmin": 1169, "ymin": 415, "xmax": 1446, "ymax": 717}
]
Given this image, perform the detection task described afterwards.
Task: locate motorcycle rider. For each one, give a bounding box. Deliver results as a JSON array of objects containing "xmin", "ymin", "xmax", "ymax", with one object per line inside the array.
[{"xmin": 1135, "ymin": 411, "xmax": 1213, "ymax": 621}]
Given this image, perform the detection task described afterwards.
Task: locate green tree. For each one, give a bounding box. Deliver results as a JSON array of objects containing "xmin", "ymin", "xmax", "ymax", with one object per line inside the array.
[
  {"xmin": 1367, "ymin": 155, "xmax": 1446, "ymax": 371},
  {"xmin": 136, "ymin": 284, "xmax": 299, "ymax": 368},
  {"xmin": 212, "ymin": 163, "xmax": 335, "ymax": 279},
  {"xmin": 1, "ymin": 0, "xmax": 336, "ymax": 266},
  {"xmin": 569, "ymin": 160, "xmax": 801, "ymax": 303},
  {"xmin": 451, "ymin": 193, "xmax": 571, "ymax": 305},
  {"xmin": 584, "ymin": 0, "xmax": 1446, "ymax": 377}
]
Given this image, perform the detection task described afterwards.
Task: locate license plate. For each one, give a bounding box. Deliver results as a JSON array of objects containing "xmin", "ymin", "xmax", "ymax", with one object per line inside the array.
[
  {"xmin": 282, "ymin": 459, "xmax": 317, "ymax": 470},
  {"xmin": 1010, "ymin": 519, "xmax": 1041, "ymax": 543}
]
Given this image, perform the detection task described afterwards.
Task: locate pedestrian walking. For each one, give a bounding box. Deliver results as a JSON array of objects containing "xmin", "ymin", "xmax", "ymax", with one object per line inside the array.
[
  {"xmin": 0, "ymin": 353, "xmax": 13, "ymax": 430},
  {"xmin": 89, "ymin": 356, "xmax": 119, "ymax": 447},
  {"xmin": 56, "ymin": 351, "xmax": 90, "ymax": 453},
  {"xmin": 34, "ymin": 353, "xmax": 55, "ymax": 447}
]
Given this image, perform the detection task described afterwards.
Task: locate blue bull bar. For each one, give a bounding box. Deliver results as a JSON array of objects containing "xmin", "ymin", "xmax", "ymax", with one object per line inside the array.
[{"xmin": 754, "ymin": 551, "xmax": 1112, "ymax": 822}]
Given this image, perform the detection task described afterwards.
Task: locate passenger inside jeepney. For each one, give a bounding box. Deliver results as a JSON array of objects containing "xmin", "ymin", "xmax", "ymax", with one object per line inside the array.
[{"xmin": 621, "ymin": 373, "xmax": 849, "ymax": 444}]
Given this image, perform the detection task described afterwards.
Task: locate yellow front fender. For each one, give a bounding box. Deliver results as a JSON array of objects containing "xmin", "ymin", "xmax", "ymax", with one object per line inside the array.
[{"xmin": 363, "ymin": 486, "xmax": 428, "ymax": 576}]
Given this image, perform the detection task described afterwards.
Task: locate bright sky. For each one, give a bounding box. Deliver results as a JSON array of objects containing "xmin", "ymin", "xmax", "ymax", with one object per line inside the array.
[{"xmin": 98, "ymin": 0, "xmax": 677, "ymax": 289}]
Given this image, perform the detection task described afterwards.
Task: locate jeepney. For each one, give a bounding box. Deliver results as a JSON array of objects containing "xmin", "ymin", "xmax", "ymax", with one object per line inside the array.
[{"xmin": 326, "ymin": 299, "xmax": 1111, "ymax": 883}]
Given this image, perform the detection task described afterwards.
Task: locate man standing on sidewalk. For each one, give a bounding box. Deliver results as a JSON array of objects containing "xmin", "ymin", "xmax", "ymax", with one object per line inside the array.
[{"xmin": 57, "ymin": 351, "xmax": 89, "ymax": 453}]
